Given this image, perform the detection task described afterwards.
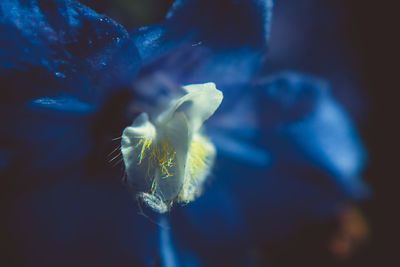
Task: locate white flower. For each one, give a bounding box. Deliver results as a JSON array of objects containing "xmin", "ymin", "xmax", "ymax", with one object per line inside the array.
[{"xmin": 121, "ymin": 82, "xmax": 223, "ymax": 213}]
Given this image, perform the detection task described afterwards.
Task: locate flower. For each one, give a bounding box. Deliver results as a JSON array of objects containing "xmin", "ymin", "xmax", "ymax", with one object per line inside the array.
[
  {"xmin": 121, "ymin": 83, "xmax": 223, "ymax": 212},
  {"xmin": 1, "ymin": 0, "xmax": 367, "ymax": 266}
]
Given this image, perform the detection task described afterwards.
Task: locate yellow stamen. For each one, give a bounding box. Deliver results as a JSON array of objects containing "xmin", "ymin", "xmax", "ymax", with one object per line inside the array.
[
  {"xmin": 134, "ymin": 136, "xmax": 153, "ymax": 164},
  {"xmin": 133, "ymin": 137, "xmax": 177, "ymax": 194},
  {"xmin": 149, "ymin": 140, "xmax": 176, "ymax": 179},
  {"xmin": 109, "ymin": 152, "xmax": 121, "ymax": 163}
]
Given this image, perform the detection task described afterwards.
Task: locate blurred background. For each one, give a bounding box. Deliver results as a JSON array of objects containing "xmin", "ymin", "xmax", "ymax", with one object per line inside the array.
[
  {"xmin": 77, "ymin": 0, "xmax": 394, "ymax": 265},
  {"xmin": 2, "ymin": 0, "xmax": 396, "ymax": 266}
]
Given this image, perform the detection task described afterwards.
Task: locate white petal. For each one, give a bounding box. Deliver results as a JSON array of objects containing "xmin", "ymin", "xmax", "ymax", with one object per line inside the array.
[
  {"xmin": 153, "ymin": 111, "xmax": 189, "ymax": 202},
  {"xmin": 156, "ymin": 82, "xmax": 223, "ymax": 133},
  {"xmin": 121, "ymin": 113, "xmax": 156, "ymax": 193},
  {"xmin": 181, "ymin": 82, "xmax": 223, "ymax": 132},
  {"xmin": 179, "ymin": 133, "xmax": 216, "ymax": 203}
]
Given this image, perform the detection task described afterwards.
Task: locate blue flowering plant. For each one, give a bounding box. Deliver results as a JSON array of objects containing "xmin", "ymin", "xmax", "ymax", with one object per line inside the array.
[{"xmin": 1, "ymin": 0, "xmax": 367, "ymax": 266}]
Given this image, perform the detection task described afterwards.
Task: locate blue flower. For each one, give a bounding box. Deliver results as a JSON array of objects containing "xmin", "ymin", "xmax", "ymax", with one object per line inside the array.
[{"xmin": 1, "ymin": 0, "xmax": 367, "ymax": 266}]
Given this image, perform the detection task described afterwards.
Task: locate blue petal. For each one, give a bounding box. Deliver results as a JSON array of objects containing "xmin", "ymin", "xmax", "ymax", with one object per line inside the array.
[
  {"xmin": 132, "ymin": 0, "xmax": 274, "ymax": 88},
  {"xmin": 210, "ymin": 132, "xmax": 271, "ymax": 167},
  {"xmin": 166, "ymin": 0, "xmax": 273, "ymax": 47},
  {"xmin": 0, "ymin": 0, "xmax": 141, "ymax": 105},
  {"xmin": 255, "ymin": 71, "xmax": 368, "ymax": 198},
  {"xmin": 207, "ymin": 86, "xmax": 270, "ymax": 167},
  {"xmin": 30, "ymin": 96, "xmax": 95, "ymax": 112},
  {"xmin": 0, "ymin": 0, "xmax": 141, "ymax": 178},
  {"xmin": 0, "ymin": 3, "xmax": 154, "ymax": 265}
]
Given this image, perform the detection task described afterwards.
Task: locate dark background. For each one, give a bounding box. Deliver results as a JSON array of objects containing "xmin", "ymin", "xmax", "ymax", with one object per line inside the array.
[
  {"xmin": 346, "ymin": 0, "xmax": 396, "ymax": 266},
  {"xmin": 263, "ymin": 0, "xmax": 397, "ymax": 266}
]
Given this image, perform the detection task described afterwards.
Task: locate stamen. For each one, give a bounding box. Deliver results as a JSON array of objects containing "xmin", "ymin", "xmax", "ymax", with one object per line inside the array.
[
  {"xmin": 134, "ymin": 137, "xmax": 177, "ymax": 193},
  {"xmin": 134, "ymin": 136, "xmax": 153, "ymax": 164},
  {"xmin": 148, "ymin": 141, "xmax": 176, "ymax": 179}
]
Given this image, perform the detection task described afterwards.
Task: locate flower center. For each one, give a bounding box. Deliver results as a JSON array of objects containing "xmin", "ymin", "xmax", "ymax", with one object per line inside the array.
[{"xmin": 121, "ymin": 82, "xmax": 223, "ymax": 213}]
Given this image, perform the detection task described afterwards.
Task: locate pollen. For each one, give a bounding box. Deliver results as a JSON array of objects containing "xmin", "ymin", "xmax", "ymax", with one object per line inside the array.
[
  {"xmin": 188, "ymin": 137, "xmax": 209, "ymax": 178},
  {"xmin": 149, "ymin": 140, "xmax": 176, "ymax": 179}
]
